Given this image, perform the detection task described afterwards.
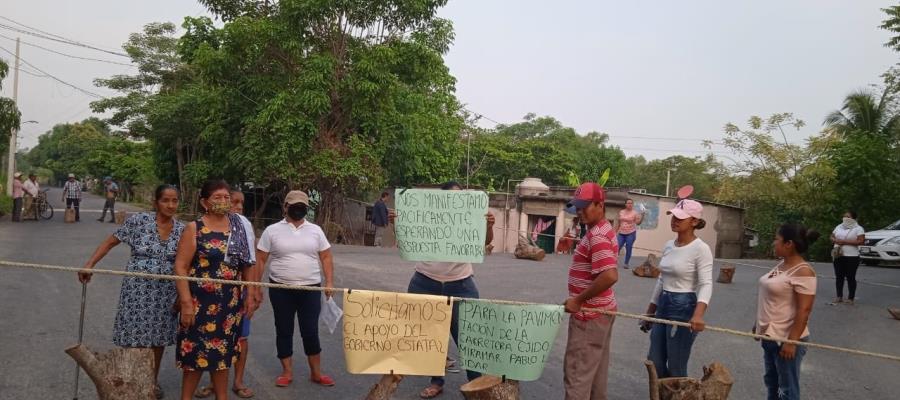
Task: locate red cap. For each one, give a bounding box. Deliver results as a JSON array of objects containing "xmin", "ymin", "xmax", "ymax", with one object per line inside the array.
[{"xmin": 568, "ymin": 182, "xmax": 606, "ymax": 211}]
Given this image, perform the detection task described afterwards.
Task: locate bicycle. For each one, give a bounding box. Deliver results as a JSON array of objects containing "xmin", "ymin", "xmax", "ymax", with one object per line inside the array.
[{"xmin": 34, "ymin": 189, "xmax": 54, "ymax": 220}]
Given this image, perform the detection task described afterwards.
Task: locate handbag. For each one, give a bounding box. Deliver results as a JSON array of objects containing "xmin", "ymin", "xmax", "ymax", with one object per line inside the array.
[{"xmin": 832, "ymin": 228, "xmax": 853, "ymax": 259}]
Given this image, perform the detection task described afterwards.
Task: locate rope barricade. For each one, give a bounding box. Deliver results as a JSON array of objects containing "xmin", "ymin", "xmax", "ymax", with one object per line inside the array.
[{"xmin": 2, "ymin": 259, "xmax": 899, "ymax": 364}]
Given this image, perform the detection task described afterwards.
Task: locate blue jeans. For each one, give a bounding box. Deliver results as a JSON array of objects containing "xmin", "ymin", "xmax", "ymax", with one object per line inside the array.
[
  {"xmin": 762, "ymin": 337, "xmax": 808, "ymax": 400},
  {"xmin": 617, "ymin": 232, "xmax": 636, "ymax": 266},
  {"xmin": 407, "ymin": 272, "xmax": 482, "ymax": 387},
  {"xmin": 647, "ymin": 291, "xmax": 698, "ymax": 378}
]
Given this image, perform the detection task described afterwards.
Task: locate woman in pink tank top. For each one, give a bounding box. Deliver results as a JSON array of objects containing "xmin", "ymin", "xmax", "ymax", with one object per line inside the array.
[{"xmin": 755, "ymin": 223, "xmax": 820, "ymax": 400}]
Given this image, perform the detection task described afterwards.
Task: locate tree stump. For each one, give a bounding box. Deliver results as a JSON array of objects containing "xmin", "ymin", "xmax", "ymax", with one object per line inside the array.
[
  {"xmin": 460, "ymin": 375, "xmax": 519, "ymax": 400},
  {"xmin": 114, "ymin": 211, "xmax": 127, "ymax": 225},
  {"xmin": 645, "ymin": 360, "xmax": 732, "ymax": 400},
  {"xmin": 888, "ymin": 307, "xmax": 900, "ymax": 320},
  {"xmin": 364, "ymin": 374, "xmax": 403, "ymax": 400},
  {"xmin": 699, "ymin": 362, "xmax": 733, "ymax": 400},
  {"xmin": 634, "ymin": 253, "xmax": 661, "ymax": 278},
  {"xmin": 514, "ymin": 236, "xmax": 545, "ymax": 261},
  {"xmin": 717, "ymin": 264, "xmax": 735, "ymax": 284},
  {"xmin": 65, "ymin": 344, "xmax": 155, "ymax": 400}
]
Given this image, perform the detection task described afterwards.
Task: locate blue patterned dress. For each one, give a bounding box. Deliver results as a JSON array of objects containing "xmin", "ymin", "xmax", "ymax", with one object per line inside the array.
[{"xmin": 112, "ymin": 212, "xmax": 185, "ymax": 347}]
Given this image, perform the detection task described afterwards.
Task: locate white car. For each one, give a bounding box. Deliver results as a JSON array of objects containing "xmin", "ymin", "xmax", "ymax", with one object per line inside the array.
[{"xmin": 859, "ymin": 219, "xmax": 900, "ymax": 266}]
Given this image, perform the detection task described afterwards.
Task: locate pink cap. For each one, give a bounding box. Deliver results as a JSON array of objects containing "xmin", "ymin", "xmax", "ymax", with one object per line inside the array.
[{"xmin": 667, "ymin": 199, "xmax": 703, "ymax": 220}]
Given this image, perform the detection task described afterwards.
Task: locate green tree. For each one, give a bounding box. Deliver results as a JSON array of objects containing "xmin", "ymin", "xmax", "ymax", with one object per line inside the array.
[
  {"xmin": 0, "ymin": 58, "xmax": 21, "ymax": 154},
  {"xmin": 625, "ymin": 154, "xmax": 725, "ymax": 200},
  {"xmin": 881, "ymin": 4, "xmax": 900, "ymax": 52}
]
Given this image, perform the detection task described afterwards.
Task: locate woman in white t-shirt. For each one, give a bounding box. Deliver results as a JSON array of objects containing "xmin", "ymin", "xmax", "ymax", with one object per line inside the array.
[
  {"xmin": 640, "ymin": 199, "xmax": 714, "ymax": 378},
  {"xmin": 829, "ymin": 210, "xmax": 865, "ymax": 305}
]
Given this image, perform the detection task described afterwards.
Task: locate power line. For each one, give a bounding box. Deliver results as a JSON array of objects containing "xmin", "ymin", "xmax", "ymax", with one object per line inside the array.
[
  {"xmin": 0, "ymin": 33, "xmax": 133, "ymax": 67},
  {"xmin": 0, "ymin": 22, "xmax": 129, "ymax": 58},
  {"xmin": 0, "ymin": 44, "xmax": 106, "ymax": 99}
]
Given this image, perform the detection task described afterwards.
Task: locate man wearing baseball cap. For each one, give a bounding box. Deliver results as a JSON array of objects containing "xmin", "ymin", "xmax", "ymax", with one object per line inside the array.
[
  {"xmin": 562, "ymin": 182, "xmax": 619, "ymax": 400},
  {"xmin": 62, "ymin": 173, "xmax": 83, "ymax": 222},
  {"xmin": 11, "ymin": 172, "xmax": 24, "ymax": 222},
  {"xmin": 256, "ymin": 190, "xmax": 337, "ymax": 388}
]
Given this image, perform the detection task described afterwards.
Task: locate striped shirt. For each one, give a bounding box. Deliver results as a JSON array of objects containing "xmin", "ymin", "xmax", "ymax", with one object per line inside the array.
[
  {"xmin": 568, "ymin": 220, "xmax": 618, "ymax": 321},
  {"xmin": 63, "ymin": 180, "xmax": 83, "ymax": 199}
]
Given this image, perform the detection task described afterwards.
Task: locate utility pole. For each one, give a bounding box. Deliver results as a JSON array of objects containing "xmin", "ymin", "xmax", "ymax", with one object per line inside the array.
[
  {"xmin": 5, "ymin": 37, "xmax": 20, "ymax": 197},
  {"xmin": 665, "ymin": 168, "xmax": 675, "ymax": 197}
]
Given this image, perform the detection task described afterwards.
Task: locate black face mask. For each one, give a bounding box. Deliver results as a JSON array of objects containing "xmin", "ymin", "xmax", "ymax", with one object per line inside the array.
[{"xmin": 287, "ymin": 204, "xmax": 308, "ymax": 221}]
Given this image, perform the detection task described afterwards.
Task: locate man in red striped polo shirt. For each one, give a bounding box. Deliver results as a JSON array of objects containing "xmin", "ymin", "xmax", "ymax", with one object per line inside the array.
[{"xmin": 563, "ymin": 182, "xmax": 619, "ymax": 400}]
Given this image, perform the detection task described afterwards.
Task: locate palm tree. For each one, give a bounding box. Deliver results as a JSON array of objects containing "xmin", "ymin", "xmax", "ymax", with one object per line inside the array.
[
  {"xmin": 823, "ymin": 89, "xmax": 900, "ymax": 139},
  {"xmin": 882, "ymin": 5, "xmax": 900, "ymax": 52}
]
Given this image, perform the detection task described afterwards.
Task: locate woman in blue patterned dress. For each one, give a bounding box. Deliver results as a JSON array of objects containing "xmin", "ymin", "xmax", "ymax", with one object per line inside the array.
[
  {"xmin": 174, "ymin": 180, "xmax": 256, "ymax": 400},
  {"xmin": 79, "ymin": 184, "xmax": 184, "ymax": 399}
]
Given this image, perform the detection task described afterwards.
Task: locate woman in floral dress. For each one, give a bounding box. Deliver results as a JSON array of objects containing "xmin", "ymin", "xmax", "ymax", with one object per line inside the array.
[
  {"xmin": 79, "ymin": 184, "xmax": 184, "ymax": 399},
  {"xmin": 174, "ymin": 180, "xmax": 256, "ymax": 400}
]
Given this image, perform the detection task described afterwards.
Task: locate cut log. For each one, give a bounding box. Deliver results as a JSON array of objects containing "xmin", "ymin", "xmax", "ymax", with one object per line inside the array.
[
  {"xmin": 65, "ymin": 344, "xmax": 155, "ymax": 400},
  {"xmin": 645, "ymin": 360, "xmax": 661, "ymax": 400},
  {"xmin": 114, "ymin": 211, "xmax": 127, "ymax": 225},
  {"xmin": 888, "ymin": 307, "xmax": 900, "ymax": 320},
  {"xmin": 634, "ymin": 253, "xmax": 661, "ymax": 278},
  {"xmin": 699, "ymin": 362, "xmax": 733, "ymax": 400},
  {"xmin": 364, "ymin": 374, "xmax": 403, "ymax": 400},
  {"xmin": 658, "ymin": 377, "xmax": 702, "ymax": 400},
  {"xmin": 460, "ymin": 375, "xmax": 519, "ymax": 400},
  {"xmin": 717, "ymin": 264, "xmax": 736, "ymax": 284}
]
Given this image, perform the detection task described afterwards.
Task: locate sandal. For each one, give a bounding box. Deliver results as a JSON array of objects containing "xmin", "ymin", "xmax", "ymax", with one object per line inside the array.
[
  {"xmin": 310, "ymin": 374, "xmax": 335, "ymax": 386},
  {"xmin": 419, "ymin": 384, "xmax": 443, "ymax": 399},
  {"xmin": 827, "ymin": 297, "xmax": 843, "ymax": 306},
  {"xmin": 275, "ymin": 376, "xmax": 293, "ymax": 387},
  {"xmin": 232, "ymin": 386, "xmax": 254, "ymax": 398},
  {"xmin": 194, "ymin": 386, "xmax": 214, "ymax": 398}
]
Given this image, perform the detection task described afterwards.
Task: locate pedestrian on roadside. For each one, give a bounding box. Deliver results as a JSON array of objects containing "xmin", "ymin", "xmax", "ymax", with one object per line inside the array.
[
  {"xmin": 98, "ymin": 176, "xmax": 119, "ymax": 223},
  {"xmin": 640, "ymin": 199, "xmax": 713, "ymax": 378},
  {"xmin": 62, "ymin": 173, "xmax": 83, "ymax": 222},
  {"xmin": 78, "ymin": 184, "xmax": 185, "ymax": 399},
  {"xmin": 372, "ymin": 191, "xmax": 390, "ymax": 247},
  {"xmin": 562, "ymin": 182, "xmax": 619, "ymax": 400},
  {"xmin": 755, "ymin": 223, "xmax": 819, "ymax": 400},
  {"xmin": 829, "ymin": 210, "xmax": 865, "ymax": 305},
  {"xmin": 614, "ymin": 198, "xmax": 644, "ymax": 269},
  {"xmin": 174, "ymin": 179, "xmax": 257, "ymax": 400},
  {"xmin": 22, "ymin": 173, "xmax": 39, "ymax": 221},
  {"xmin": 256, "ymin": 190, "xmax": 336, "ymax": 389},
  {"xmin": 388, "ymin": 181, "xmax": 495, "ymax": 399},
  {"xmin": 194, "ymin": 188, "xmax": 259, "ymax": 399},
  {"xmin": 11, "ymin": 172, "xmax": 24, "ymax": 222}
]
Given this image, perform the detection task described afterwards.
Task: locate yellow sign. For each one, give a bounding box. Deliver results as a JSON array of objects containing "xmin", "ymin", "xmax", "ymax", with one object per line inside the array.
[{"xmin": 342, "ymin": 290, "xmax": 453, "ymax": 376}]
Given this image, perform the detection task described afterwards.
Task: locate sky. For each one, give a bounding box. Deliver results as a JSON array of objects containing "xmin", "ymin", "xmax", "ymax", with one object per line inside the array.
[{"xmin": 1, "ymin": 0, "xmax": 898, "ymax": 161}]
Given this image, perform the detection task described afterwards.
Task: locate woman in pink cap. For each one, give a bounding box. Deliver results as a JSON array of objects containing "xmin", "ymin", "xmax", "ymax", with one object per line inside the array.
[{"xmin": 640, "ymin": 199, "xmax": 714, "ymax": 378}]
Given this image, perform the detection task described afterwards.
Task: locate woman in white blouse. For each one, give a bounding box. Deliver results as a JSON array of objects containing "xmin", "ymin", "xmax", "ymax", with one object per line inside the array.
[{"xmin": 640, "ymin": 199, "xmax": 714, "ymax": 378}]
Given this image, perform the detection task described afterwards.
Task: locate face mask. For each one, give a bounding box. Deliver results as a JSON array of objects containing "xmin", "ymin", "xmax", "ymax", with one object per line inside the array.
[
  {"xmin": 287, "ymin": 204, "xmax": 308, "ymax": 221},
  {"xmin": 842, "ymin": 217, "xmax": 856, "ymax": 228},
  {"xmin": 208, "ymin": 201, "xmax": 231, "ymax": 215}
]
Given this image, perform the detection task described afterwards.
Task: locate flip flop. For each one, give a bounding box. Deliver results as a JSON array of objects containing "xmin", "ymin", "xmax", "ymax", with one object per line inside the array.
[
  {"xmin": 275, "ymin": 376, "xmax": 292, "ymax": 387},
  {"xmin": 419, "ymin": 384, "xmax": 443, "ymax": 399},
  {"xmin": 310, "ymin": 375, "xmax": 335, "ymax": 387},
  {"xmin": 194, "ymin": 386, "xmax": 214, "ymax": 398},
  {"xmin": 232, "ymin": 386, "xmax": 254, "ymax": 398}
]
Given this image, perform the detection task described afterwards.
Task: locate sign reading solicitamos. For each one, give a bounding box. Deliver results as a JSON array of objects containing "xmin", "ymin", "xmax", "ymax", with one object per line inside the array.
[
  {"xmin": 343, "ymin": 290, "xmax": 452, "ymax": 376},
  {"xmin": 394, "ymin": 188, "xmax": 489, "ymax": 263}
]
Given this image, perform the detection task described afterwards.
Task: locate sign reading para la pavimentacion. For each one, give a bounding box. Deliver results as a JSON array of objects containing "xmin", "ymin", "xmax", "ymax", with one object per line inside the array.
[
  {"xmin": 343, "ymin": 290, "xmax": 452, "ymax": 376},
  {"xmin": 394, "ymin": 188, "xmax": 489, "ymax": 263},
  {"xmin": 457, "ymin": 300, "xmax": 564, "ymax": 381}
]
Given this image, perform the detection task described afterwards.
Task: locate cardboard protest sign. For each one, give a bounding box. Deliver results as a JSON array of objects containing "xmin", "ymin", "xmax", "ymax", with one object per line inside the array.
[
  {"xmin": 457, "ymin": 300, "xmax": 564, "ymax": 381},
  {"xmin": 394, "ymin": 188, "xmax": 489, "ymax": 263},
  {"xmin": 343, "ymin": 290, "xmax": 452, "ymax": 376}
]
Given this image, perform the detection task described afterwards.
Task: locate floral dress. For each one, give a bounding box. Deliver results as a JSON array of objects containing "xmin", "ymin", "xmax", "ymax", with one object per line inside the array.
[
  {"xmin": 176, "ymin": 219, "xmax": 246, "ymax": 371},
  {"xmin": 112, "ymin": 212, "xmax": 185, "ymax": 347}
]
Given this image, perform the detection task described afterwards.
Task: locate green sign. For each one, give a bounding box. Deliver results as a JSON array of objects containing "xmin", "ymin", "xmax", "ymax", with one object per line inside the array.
[
  {"xmin": 394, "ymin": 189, "xmax": 488, "ymax": 263},
  {"xmin": 457, "ymin": 300, "xmax": 564, "ymax": 381}
]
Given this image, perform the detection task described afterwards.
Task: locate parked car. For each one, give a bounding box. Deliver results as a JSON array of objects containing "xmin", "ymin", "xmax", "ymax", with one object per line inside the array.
[{"xmin": 859, "ymin": 219, "xmax": 900, "ymax": 266}]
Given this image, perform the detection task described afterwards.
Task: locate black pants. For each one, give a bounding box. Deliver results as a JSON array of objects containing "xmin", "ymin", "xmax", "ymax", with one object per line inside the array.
[
  {"xmin": 269, "ymin": 282, "xmax": 322, "ymax": 359},
  {"xmin": 11, "ymin": 197, "xmax": 22, "ymax": 222},
  {"xmin": 66, "ymin": 198, "xmax": 81, "ymax": 221},
  {"xmin": 99, "ymin": 198, "xmax": 115, "ymax": 221},
  {"xmin": 833, "ymin": 256, "xmax": 860, "ymax": 300}
]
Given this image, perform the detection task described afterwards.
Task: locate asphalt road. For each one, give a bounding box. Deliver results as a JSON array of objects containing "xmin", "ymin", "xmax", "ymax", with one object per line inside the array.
[{"xmin": 1, "ymin": 188, "xmax": 898, "ymax": 399}]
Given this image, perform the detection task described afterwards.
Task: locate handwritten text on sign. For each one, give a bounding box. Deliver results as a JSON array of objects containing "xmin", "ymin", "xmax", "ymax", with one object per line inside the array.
[
  {"xmin": 394, "ymin": 189, "xmax": 489, "ymax": 263},
  {"xmin": 343, "ymin": 290, "xmax": 452, "ymax": 376},
  {"xmin": 458, "ymin": 300, "xmax": 564, "ymax": 381}
]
